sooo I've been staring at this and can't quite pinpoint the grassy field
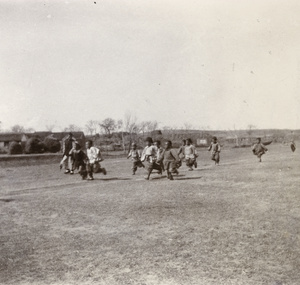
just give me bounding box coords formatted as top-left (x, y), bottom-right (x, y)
top-left (0, 144), bottom-right (299, 285)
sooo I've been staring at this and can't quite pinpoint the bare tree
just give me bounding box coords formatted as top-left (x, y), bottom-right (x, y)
top-left (85, 120), bottom-right (98, 135)
top-left (63, 124), bottom-right (82, 132)
top-left (25, 128), bottom-right (35, 133)
top-left (183, 122), bottom-right (192, 132)
top-left (246, 124), bottom-right (256, 137)
top-left (46, 124), bottom-right (56, 132)
top-left (99, 118), bottom-right (116, 136)
top-left (11, 124), bottom-right (25, 133)
top-left (123, 112), bottom-right (139, 134)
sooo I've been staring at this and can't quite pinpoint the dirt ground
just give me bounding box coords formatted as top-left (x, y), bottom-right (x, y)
top-left (0, 144), bottom-right (299, 285)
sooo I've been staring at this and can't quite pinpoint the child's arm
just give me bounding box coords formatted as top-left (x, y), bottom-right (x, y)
top-left (217, 143), bottom-right (221, 152)
top-left (127, 150), bottom-right (132, 159)
top-left (208, 144), bottom-right (212, 151)
top-left (171, 149), bottom-right (180, 162)
top-left (193, 146), bottom-right (198, 157)
top-left (157, 150), bottom-right (165, 163)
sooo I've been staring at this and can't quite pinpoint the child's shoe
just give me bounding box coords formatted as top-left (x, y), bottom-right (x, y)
top-left (194, 161), bottom-right (197, 168)
top-left (102, 168), bottom-right (107, 175)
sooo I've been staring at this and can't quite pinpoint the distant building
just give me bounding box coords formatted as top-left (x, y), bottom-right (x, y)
top-left (0, 133), bottom-right (27, 148)
top-left (0, 131), bottom-right (85, 151)
top-left (197, 139), bottom-right (208, 146)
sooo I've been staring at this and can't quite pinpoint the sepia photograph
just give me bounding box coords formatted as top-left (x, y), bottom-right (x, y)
top-left (1, 0), bottom-right (300, 284)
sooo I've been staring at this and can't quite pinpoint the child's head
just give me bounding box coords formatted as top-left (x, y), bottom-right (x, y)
top-left (256, 137), bottom-right (261, 143)
top-left (86, 140), bottom-right (93, 149)
top-left (182, 139), bottom-right (186, 145)
top-left (165, 140), bottom-right (172, 149)
top-left (145, 137), bottom-right (153, 146)
top-left (186, 138), bottom-right (192, 145)
top-left (131, 142), bottom-right (137, 149)
top-left (212, 136), bottom-right (217, 143)
top-left (154, 140), bottom-right (161, 148)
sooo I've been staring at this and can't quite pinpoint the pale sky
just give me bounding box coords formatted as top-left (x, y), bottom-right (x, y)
top-left (1, 0), bottom-right (300, 132)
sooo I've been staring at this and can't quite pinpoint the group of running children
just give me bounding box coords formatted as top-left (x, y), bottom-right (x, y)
top-left (60, 133), bottom-right (270, 181)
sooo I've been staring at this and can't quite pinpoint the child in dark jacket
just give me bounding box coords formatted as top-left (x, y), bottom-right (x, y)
top-left (158, 140), bottom-right (180, 180)
top-left (252, 138), bottom-right (268, 162)
top-left (208, 136), bottom-right (221, 165)
top-left (69, 142), bottom-right (88, 179)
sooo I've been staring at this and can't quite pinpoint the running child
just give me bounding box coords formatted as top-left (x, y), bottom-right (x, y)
top-left (184, 138), bottom-right (198, 171)
top-left (208, 136), bottom-right (221, 165)
top-left (127, 142), bottom-right (144, 175)
top-left (153, 140), bottom-right (165, 173)
top-left (141, 137), bottom-right (162, 180)
top-left (157, 140), bottom-right (180, 180)
top-left (85, 140), bottom-right (107, 180)
top-left (252, 137), bottom-right (268, 162)
top-left (69, 142), bottom-right (88, 179)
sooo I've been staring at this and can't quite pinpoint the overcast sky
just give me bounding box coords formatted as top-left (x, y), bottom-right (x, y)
top-left (1, 0), bottom-right (300, 132)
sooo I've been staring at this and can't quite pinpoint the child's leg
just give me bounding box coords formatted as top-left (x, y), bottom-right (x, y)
top-left (132, 161), bottom-right (138, 174)
top-left (186, 158), bottom-right (193, 170)
top-left (170, 161), bottom-right (178, 175)
top-left (257, 151), bottom-right (264, 162)
top-left (167, 166), bottom-right (173, 180)
top-left (87, 163), bottom-right (94, 179)
top-left (215, 152), bottom-right (220, 164)
top-left (79, 163), bottom-right (87, 180)
top-left (145, 163), bottom-right (154, 180)
top-left (211, 153), bottom-right (216, 161)
top-left (63, 155), bottom-right (70, 173)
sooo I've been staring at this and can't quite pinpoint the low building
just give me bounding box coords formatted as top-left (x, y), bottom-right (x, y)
top-left (0, 133), bottom-right (27, 148)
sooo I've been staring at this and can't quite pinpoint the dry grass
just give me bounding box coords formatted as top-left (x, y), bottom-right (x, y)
top-left (0, 144), bottom-right (299, 285)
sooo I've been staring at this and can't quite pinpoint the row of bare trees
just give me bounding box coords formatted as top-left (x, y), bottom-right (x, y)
top-left (84, 113), bottom-right (159, 137)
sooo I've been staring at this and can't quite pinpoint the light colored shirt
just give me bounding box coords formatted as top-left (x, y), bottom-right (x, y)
top-left (141, 145), bottom-right (157, 162)
top-left (184, 145), bottom-right (197, 159)
top-left (86, 146), bottom-right (102, 164)
top-left (128, 149), bottom-right (141, 161)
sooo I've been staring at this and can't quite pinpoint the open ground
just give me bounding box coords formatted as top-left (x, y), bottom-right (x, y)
top-left (0, 144), bottom-right (299, 285)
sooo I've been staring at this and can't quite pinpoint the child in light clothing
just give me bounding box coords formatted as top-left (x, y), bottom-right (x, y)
top-left (141, 137), bottom-right (162, 180)
top-left (154, 140), bottom-right (165, 173)
top-left (127, 142), bottom-right (144, 175)
top-left (208, 136), bottom-right (221, 165)
top-left (252, 138), bottom-right (268, 162)
top-left (85, 140), bottom-right (107, 180)
top-left (158, 140), bottom-right (180, 180)
top-left (184, 138), bottom-right (198, 171)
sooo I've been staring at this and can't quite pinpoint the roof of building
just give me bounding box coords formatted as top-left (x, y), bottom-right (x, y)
top-left (0, 133), bottom-right (23, 142)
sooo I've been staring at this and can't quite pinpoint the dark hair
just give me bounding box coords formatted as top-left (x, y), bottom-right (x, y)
top-left (145, 137), bottom-right (153, 143)
top-left (182, 139), bottom-right (186, 143)
top-left (187, 138), bottom-right (192, 144)
top-left (257, 137), bottom-right (261, 142)
top-left (154, 140), bottom-right (161, 145)
top-left (166, 140), bottom-right (172, 146)
top-left (212, 136), bottom-right (217, 140)
top-left (86, 140), bottom-right (93, 145)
